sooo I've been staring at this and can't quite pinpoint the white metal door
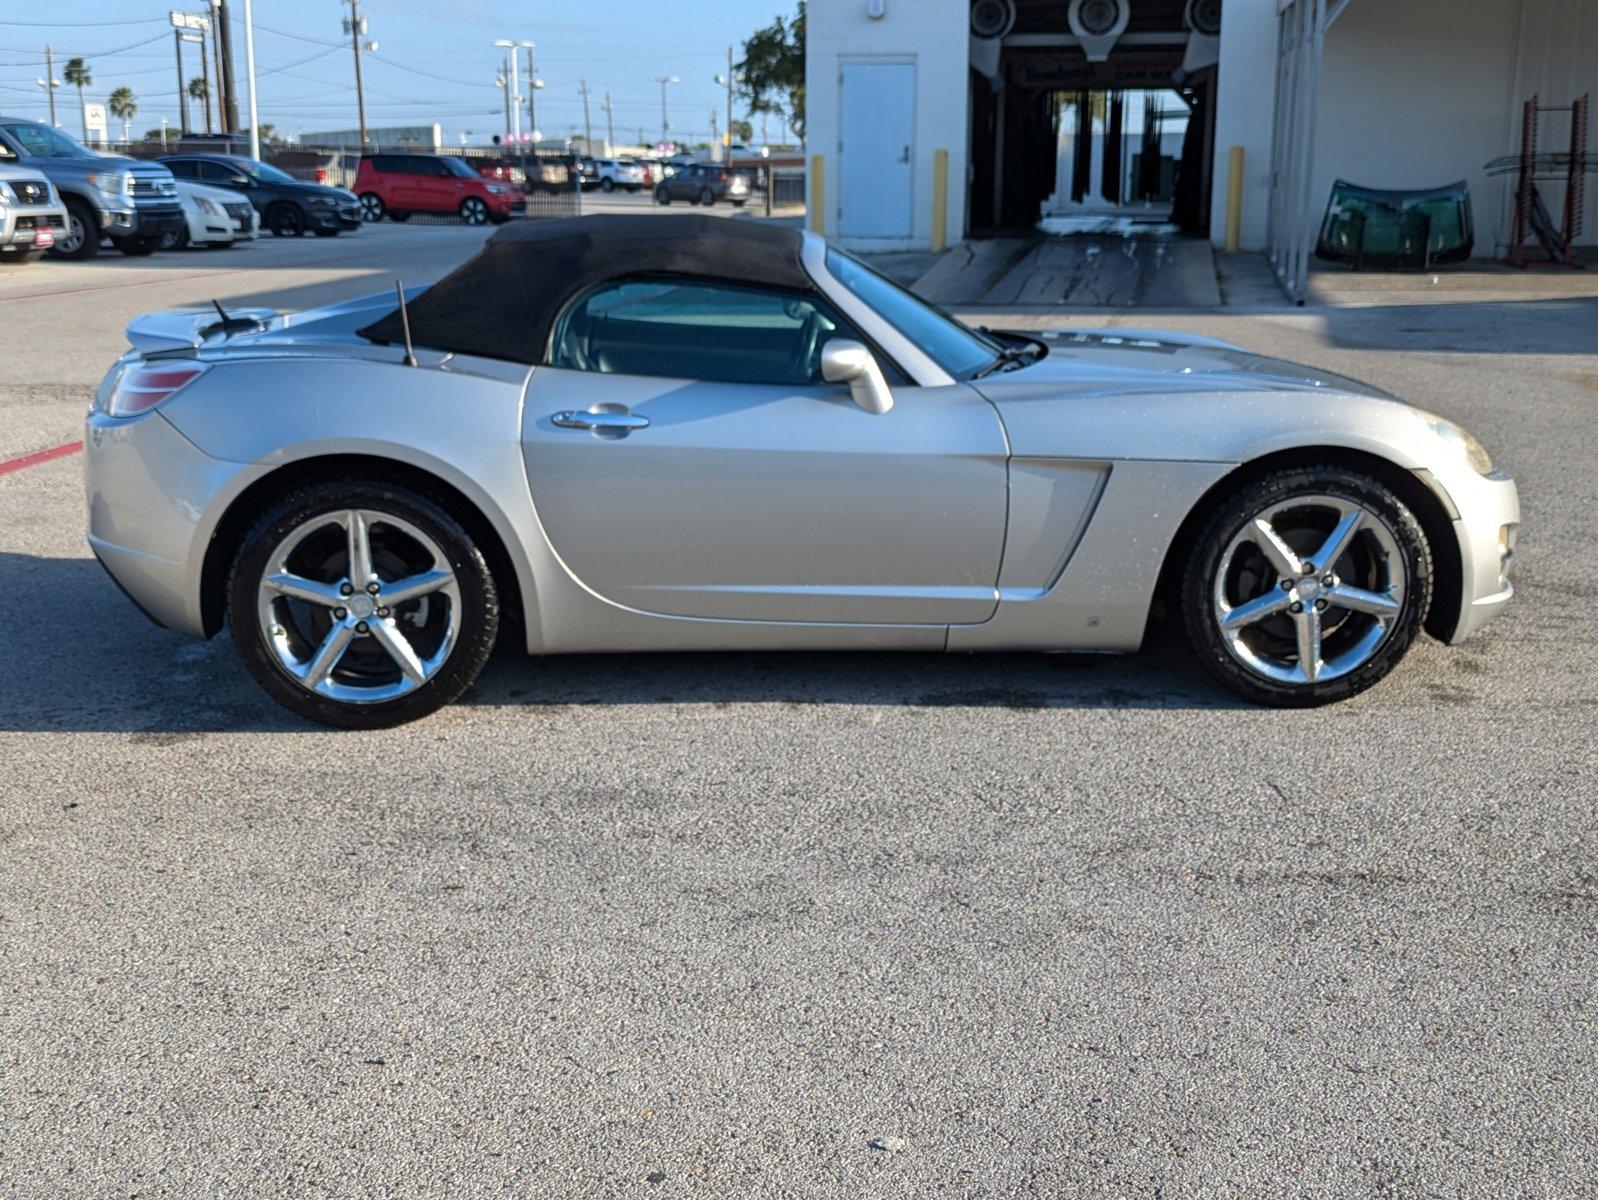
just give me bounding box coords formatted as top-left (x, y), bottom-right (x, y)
top-left (838, 60), bottom-right (915, 238)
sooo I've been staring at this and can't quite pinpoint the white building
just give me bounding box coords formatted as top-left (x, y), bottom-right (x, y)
top-left (805, 0), bottom-right (1596, 297)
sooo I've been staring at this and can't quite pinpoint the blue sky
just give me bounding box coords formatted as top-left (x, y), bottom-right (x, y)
top-left (0, 1), bottom-right (795, 146)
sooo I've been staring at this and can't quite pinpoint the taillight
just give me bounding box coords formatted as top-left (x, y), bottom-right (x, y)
top-left (717, 170), bottom-right (728, 182)
top-left (106, 361), bottom-right (208, 417)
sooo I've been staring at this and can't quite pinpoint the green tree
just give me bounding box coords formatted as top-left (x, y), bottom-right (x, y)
top-left (63, 57), bottom-right (93, 141)
top-left (108, 86), bottom-right (137, 142)
top-left (187, 76), bottom-right (208, 104)
top-left (731, 118), bottom-right (754, 144)
top-left (737, 2), bottom-right (804, 141)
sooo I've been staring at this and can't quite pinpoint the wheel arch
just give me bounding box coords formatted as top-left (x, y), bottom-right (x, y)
top-left (199, 453), bottom-right (528, 640)
top-left (1152, 446), bottom-right (1463, 643)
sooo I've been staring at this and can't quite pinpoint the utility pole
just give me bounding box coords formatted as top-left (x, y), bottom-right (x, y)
top-left (725, 46), bottom-right (735, 159)
top-left (172, 32), bottom-right (189, 135)
top-left (213, 0), bottom-right (238, 132)
top-left (602, 91), bottom-right (615, 155)
top-left (198, 34), bottom-right (213, 135)
top-left (652, 75), bottom-right (678, 148)
top-left (208, 0), bottom-right (229, 132)
top-left (39, 45), bottom-right (59, 127)
top-left (577, 78), bottom-right (593, 153)
top-left (494, 40), bottom-right (522, 145)
top-left (496, 70), bottom-right (510, 144)
top-left (709, 109), bottom-right (718, 158)
top-left (343, 0), bottom-right (371, 145)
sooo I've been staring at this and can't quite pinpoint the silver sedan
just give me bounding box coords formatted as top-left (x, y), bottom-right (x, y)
top-left (84, 216), bottom-right (1518, 727)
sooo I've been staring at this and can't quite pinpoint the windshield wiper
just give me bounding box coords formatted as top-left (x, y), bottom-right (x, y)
top-left (973, 344), bottom-right (1034, 379)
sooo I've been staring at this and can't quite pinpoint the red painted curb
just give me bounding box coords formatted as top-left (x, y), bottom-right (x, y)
top-left (0, 439), bottom-right (84, 477)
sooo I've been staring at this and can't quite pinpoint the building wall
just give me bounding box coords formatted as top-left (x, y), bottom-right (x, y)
top-left (804, 0), bottom-right (969, 249)
top-left (1208, 0), bottom-right (1280, 251)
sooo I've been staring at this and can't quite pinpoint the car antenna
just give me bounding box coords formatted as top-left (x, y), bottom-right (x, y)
top-left (204, 298), bottom-right (264, 337)
top-left (394, 279), bottom-right (418, 367)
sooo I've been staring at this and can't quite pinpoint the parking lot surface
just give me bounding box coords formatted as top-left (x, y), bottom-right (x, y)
top-left (1, 207), bottom-right (1595, 1196)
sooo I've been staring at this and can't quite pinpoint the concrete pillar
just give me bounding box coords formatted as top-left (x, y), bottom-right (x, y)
top-left (1209, 0), bottom-right (1281, 251)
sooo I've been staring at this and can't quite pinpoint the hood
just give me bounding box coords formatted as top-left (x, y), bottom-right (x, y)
top-left (975, 328), bottom-right (1394, 401)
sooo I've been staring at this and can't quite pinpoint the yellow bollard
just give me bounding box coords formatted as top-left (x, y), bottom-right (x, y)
top-left (809, 155), bottom-right (825, 236)
top-left (931, 149), bottom-right (949, 252)
top-left (1225, 146), bottom-right (1244, 253)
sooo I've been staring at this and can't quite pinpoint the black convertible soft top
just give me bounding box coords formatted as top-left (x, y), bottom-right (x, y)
top-left (357, 213), bottom-right (813, 365)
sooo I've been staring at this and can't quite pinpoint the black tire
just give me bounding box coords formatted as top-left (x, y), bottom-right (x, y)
top-left (655, 185), bottom-right (671, 205)
top-left (49, 197), bottom-right (100, 260)
top-left (388, 211), bottom-right (411, 223)
top-left (313, 227), bottom-right (340, 237)
top-left (267, 202), bottom-right (307, 237)
top-left (359, 192), bottom-right (385, 222)
top-left (111, 235), bottom-right (160, 256)
top-left (227, 480), bottom-right (500, 729)
top-left (731, 200), bottom-right (747, 208)
top-left (600, 177), bottom-right (615, 193)
top-left (160, 225), bottom-right (191, 251)
top-left (697, 188), bottom-right (714, 206)
top-left (0, 249), bottom-right (46, 265)
top-left (1179, 466), bottom-right (1432, 707)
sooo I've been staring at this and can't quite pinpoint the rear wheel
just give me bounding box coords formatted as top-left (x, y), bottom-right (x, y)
top-left (698, 188), bottom-right (715, 206)
top-left (359, 192), bottom-right (385, 222)
top-left (655, 185), bottom-right (671, 205)
top-left (227, 481), bottom-right (499, 729)
top-left (600, 177), bottom-right (615, 193)
top-left (1180, 466), bottom-right (1431, 706)
top-left (49, 198), bottom-right (100, 260)
top-left (459, 197), bottom-right (489, 225)
top-left (267, 202), bottom-right (306, 237)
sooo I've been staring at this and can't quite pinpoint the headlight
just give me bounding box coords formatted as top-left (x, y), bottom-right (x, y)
top-left (308, 195), bottom-right (337, 207)
top-left (1417, 409), bottom-right (1494, 476)
top-left (486, 184), bottom-right (509, 195)
top-left (86, 170), bottom-right (131, 198)
top-left (0, 181), bottom-right (10, 206)
top-left (198, 197), bottom-right (222, 216)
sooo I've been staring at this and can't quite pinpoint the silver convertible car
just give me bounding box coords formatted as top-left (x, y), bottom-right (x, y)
top-left (85, 215), bottom-right (1518, 727)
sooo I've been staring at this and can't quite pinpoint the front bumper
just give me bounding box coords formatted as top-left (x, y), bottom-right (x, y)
top-left (307, 202), bottom-right (362, 231)
top-left (85, 407), bottom-right (261, 637)
top-left (106, 203), bottom-right (186, 240)
top-left (1433, 465), bottom-right (1519, 644)
top-left (0, 204), bottom-right (67, 251)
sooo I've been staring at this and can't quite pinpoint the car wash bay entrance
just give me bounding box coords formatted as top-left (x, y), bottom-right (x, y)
top-left (968, 0), bottom-right (1220, 236)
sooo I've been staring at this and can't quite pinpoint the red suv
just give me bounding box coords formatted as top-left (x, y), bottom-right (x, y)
top-left (355, 153), bottom-right (520, 225)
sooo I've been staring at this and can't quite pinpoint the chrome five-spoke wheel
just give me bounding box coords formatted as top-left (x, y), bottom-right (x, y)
top-left (1181, 467), bottom-right (1431, 706)
top-left (229, 482), bottom-right (499, 727)
top-left (257, 509), bottom-right (461, 703)
top-left (1214, 494), bottom-right (1405, 685)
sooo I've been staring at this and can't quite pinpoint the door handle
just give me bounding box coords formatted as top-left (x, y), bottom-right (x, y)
top-left (551, 404), bottom-right (651, 438)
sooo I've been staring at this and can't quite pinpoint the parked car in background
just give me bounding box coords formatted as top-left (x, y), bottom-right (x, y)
top-left (590, 158), bottom-right (649, 192)
top-left (159, 153), bottom-right (361, 238)
top-left (162, 178), bottom-right (258, 250)
top-left (472, 157), bottom-right (527, 190)
top-left (655, 161), bottom-right (750, 207)
top-left (0, 115), bottom-right (183, 259)
top-left (269, 147), bottom-right (359, 191)
top-left (354, 153), bottom-right (520, 225)
top-left (575, 156), bottom-right (599, 189)
top-left (0, 163), bottom-right (68, 264)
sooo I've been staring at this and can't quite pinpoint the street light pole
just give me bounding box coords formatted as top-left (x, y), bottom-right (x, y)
top-left (242, 0), bottom-right (260, 158)
top-left (602, 91), bottom-right (614, 156)
top-left (493, 40), bottom-right (523, 144)
top-left (652, 74), bottom-right (678, 148)
top-left (522, 43), bottom-right (539, 144)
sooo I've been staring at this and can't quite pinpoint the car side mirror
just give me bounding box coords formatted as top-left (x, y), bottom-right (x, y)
top-left (821, 339), bottom-right (894, 414)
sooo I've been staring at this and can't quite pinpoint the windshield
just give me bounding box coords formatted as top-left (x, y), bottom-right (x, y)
top-left (440, 156), bottom-right (480, 179)
top-left (824, 248), bottom-right (1001, 380)
top-left (238, 159), bottom-right (296, 184)
top-left (0, 121), bottom-right (97, 159)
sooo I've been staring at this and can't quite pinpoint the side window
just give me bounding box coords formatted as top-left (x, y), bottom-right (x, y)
top-left (551, 278), bottom-right (863, 387)
top-left (197, 160), bottom-right (238, 183)
top-left (0, 135), bottom-right (17, 162)
top-left (165, 159), bottom-right (198, 178)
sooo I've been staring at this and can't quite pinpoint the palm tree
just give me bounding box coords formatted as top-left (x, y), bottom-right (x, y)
top-left (188, 76), bottom-right (212, 135)
top-left (108, 87), bottom-right (137, 144)
top-left (63, 57), bottom-right (92, 143)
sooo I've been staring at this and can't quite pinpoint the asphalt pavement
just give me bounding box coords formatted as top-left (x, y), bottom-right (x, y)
top-left (1, 201), bottom-right (1594, 1197)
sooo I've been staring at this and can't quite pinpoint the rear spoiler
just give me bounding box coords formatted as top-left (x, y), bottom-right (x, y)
top-left (125, 306), bottom-right (278, 354)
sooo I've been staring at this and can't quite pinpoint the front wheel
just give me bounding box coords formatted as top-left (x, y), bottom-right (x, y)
top-left (268, 203), bottom-right (307, 237)
top-left (1179, 466), bottom-right (1432, 707)
top-left (227, 481), bottom-right (500, 729)
top-left (49, 198), bottom-right (100, 260)
top-left (111, 235), bottom-right (160, 256)
top-left (459, 197), bottom-right (489, 225)
top-left (698, 189), bottom-right (715, 206)
top-left (160, 225), bottom-right (190, 250)
top-left (655, 185), bottom-right (671, 205)
top-left (312, 228), bottom-right (340, 237)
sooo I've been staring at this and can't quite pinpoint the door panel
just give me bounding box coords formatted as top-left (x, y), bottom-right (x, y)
top-left (521, 367), bottom-right (1008, 625)
top-left (839, 60), bottom-right (915, 238)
